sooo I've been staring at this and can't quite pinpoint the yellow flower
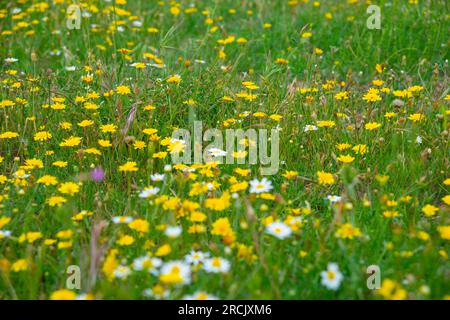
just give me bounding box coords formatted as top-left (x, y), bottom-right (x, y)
top-left (19, 231), bottom-right (42, 243)
top-left (421, 204), bottom-right (438, 217)
top-left (34, 131), bottom-right (52, 141)
top-left (155, 244), bottom-right (171, 256)
top-left (317, 120), bottom-right (335, 128)
top-left (60, 136), bottom-right (82, 147)
top-left (352, 144), bottom-right (367, 155)
top-left (133, 62), bottom-right (146, 69)
top-left (408, 113), bottom-right (425, 122)
top-left (37, 175), bottom-right (58, 186)
top-left (47, 196), bottom-right (67, 207)
top-left (375, 175), bottom-right (389, 184)
top-left (78, 119), bottom-right (94, 127)
top-left (437, 226), bottom-right (450, 240)
top-left (52, 161), bottom-right (68, 168)
top-left (377, 279), bottom-right (407, 300)
top-left (98, 139), bottom-right (112, 147)
top-left (170, 6), bottom-right (180, 15)
top-left (383, 210), bottom-right (399, 218)
top-left (102, 249), bottom-right (119, 281)
top-left (362, 92), bottom-right (382, 102)
top-left (211, 217), bottom-right (233, 237)
top-left (0, 216), bottom-right (11, 229)
top-left (275, 58), bottom-right (288, 65)
top-left (317, 171), bottom-right (335, 185)
top-left (204, 192), bottom-right (231, 211)
top-left (0, 131), bottom-right (19, 139)
top-left (56, 229), bottom-right (73, 239)
top-left (100, 124), bottom-right (117, 133)
top-left (442, 195), bottom-right (450, 205)
top-left (335, 223), bottom-right (362, 239)
top-left (166, 74), bottom-right (181, 84)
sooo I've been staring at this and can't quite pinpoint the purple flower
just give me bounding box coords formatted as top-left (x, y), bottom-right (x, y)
top-left (91, 167), bottom-right (105, 182)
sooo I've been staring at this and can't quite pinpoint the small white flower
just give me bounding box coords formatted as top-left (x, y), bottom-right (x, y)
top-left (165, 225), bottom-right (182, 238)
top-left (265, 221), bottom-right (292, 239)
top-left (112, 216), bottom-right (133, 224)
top-left (150, 173), bottom-right (165, 182)
top-left (132, 20), bottom-right (142, 27)
top-left (4, 57), bottom-right (18, 63)
top-left (65, 66), bottom-right (76, 71)
top-left (185, 250), bottom-right (210, 265)
top-left (320, 263), bottom-right (343, 290)
top-left (183, 291), bottom-right (218, 300)
top-left (114, 265), bottom-right (131, 279)
top-left (164, 164), bottom-right (172, 172)
top-left (0, 230), bottom-right (12, 238)
top-left (117, 26), bottom-right (125, 32)
top-left (203, 257), bottom-right (231, 273)
top-left (249, 178), bottom-right (273, 194)
top-left (133, 256), bottom-right (162, 274)
top-left (326, 195), bottom-right (342, 203)
top-left (208, 147), bottom-right (227, 157)
top-left (138, 186), bottom-right (160, 198)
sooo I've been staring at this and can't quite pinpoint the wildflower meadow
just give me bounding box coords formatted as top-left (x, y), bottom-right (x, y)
top-left (0, 0), bottom-right (449, 301)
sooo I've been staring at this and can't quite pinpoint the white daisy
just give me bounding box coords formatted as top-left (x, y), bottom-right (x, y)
top-left (184, 250), bottom-right (210, 265)
top-left (265, 221), bottom-right (292, 239)
top-left (203, 257), bottom-right (231, 273)
top-left (320, 263), bottom-right (343, 290)
top-left (4, 57), bottom-right (18, 63)
top-left (304, 124), bottom-right (318, 132)
top-left (249, 178), bottom-right (273, 194)
top-left (132, 256), bottom-right (162, 275)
